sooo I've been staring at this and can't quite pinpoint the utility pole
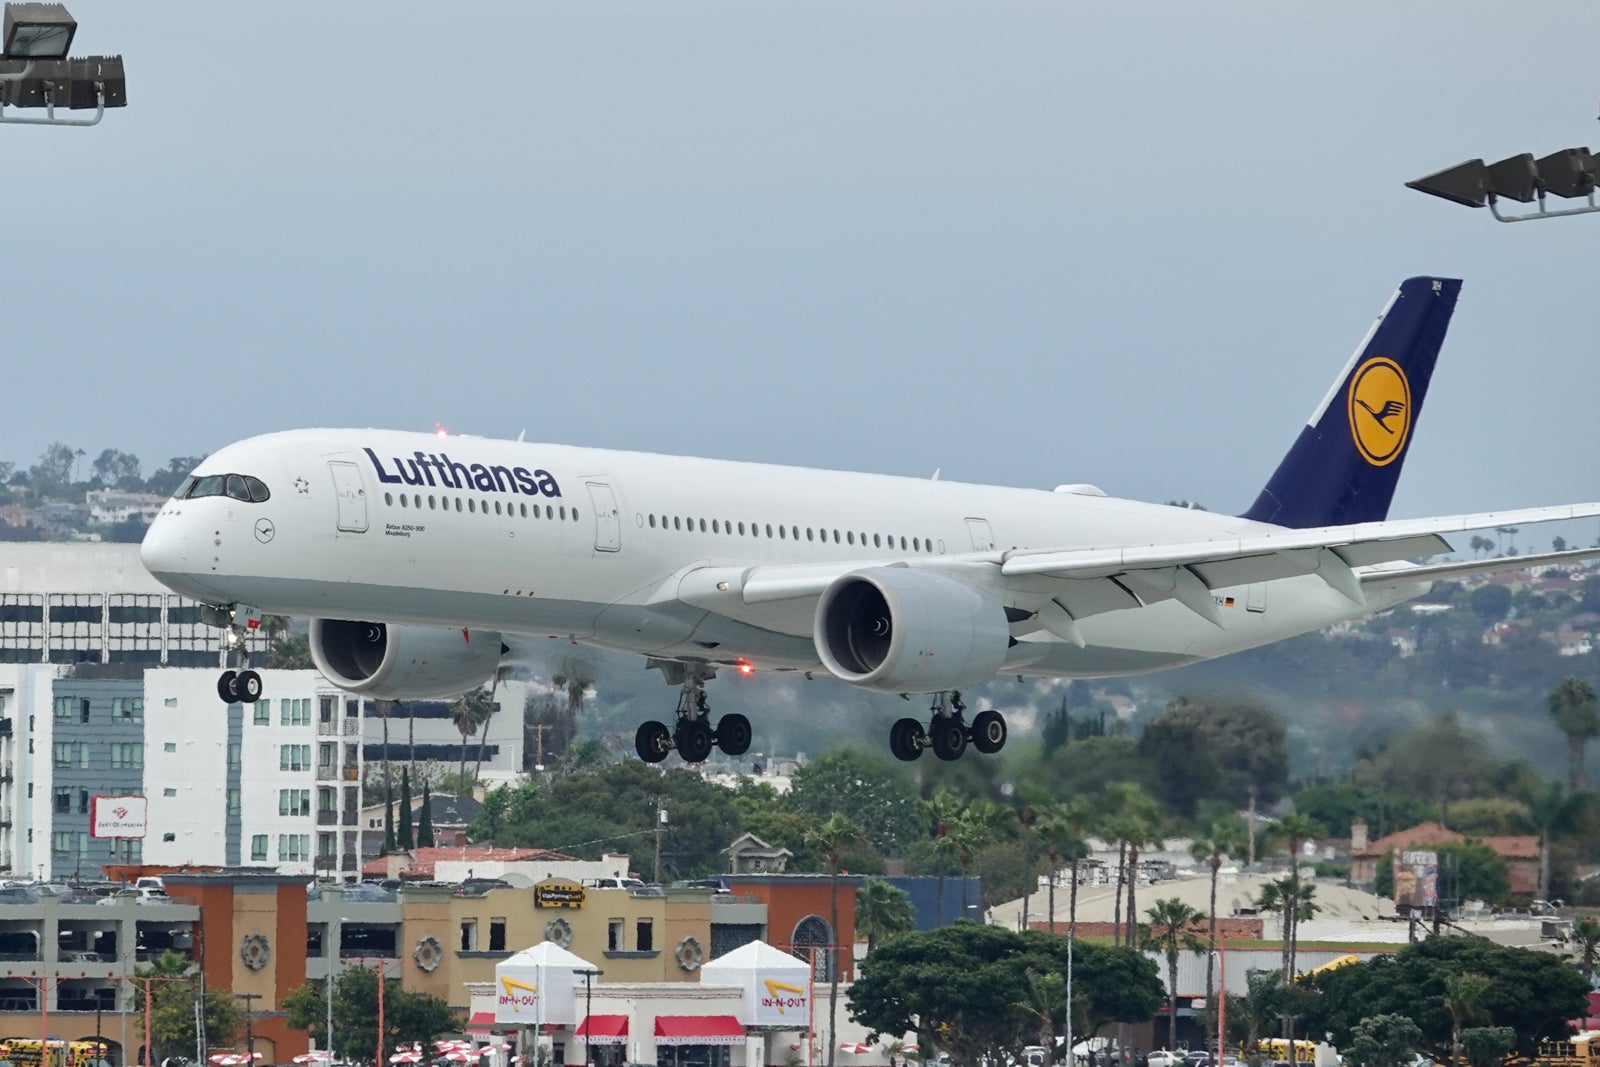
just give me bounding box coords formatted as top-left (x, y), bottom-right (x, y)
top-left (653, 801), bottom-right (667, 884)
top-left (528, 722), bottom-right (550, 771)
top-left (235, 993), bottom-right (261, 1062)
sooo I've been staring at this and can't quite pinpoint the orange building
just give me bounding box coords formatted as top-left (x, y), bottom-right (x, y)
top-left (722, 875), bottom-right (862, 981)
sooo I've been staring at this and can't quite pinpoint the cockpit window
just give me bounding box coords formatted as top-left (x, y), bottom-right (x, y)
top-left (183, 474), bottom-right (271, 503)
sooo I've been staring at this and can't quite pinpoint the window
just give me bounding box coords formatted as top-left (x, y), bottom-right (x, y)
top-left (460, 920), bottom-right (478, 952)
top-left (489, 919), bottom-right (507, 952)
top-left (164, 742), bottom-right (177, 753)
top-left (164, 697), bottom-right (177, 707)
top-left (227, 789), bottom-right (241, 815)
top-left (112, 697), bottom-right (143, 723)
top-left (53, 696), bottom-right (71, 721)
top-left (110, 743), bottom-right (144, 769)
top-left (250, 835), bottom-right (268, 861)
top-left (280, 699), bottom-right (310, 726)
top-left (53, 788), bottom-right (70, 814)
top-left (80, 698), bottom-right (91, 723)
top-left (279, 789), bottom-right (310, 816)
top-left (277, 834), bottom-right (310, 861)
top-left (253, 703), bottom-right (270, 726)
top-left (636, 919), bottom-right (654, 952)
top-left (52, 831), bottom-right (71, 856)
top-left (162, 832), bottom-right (175, 842)
top-left (78, 789), bottom-right (88, 814)
top-left (607, 919), bottom-right (624, 952)
top-left (163, 787), bottom-right (177, 797)
top-left (280, 744), bottom-right (311, 772)
top-left (227, 742), bottom-right (240, 769)
top-left (52, 742), bottom-right (73, 768)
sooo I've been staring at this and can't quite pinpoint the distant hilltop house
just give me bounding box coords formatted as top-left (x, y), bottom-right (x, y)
top-left (723, 832), bottom-right (793, 875)
top-left (1348, 820), bottom-right (1539, 897)
top-left (85, 489), bottom-right (164, 525)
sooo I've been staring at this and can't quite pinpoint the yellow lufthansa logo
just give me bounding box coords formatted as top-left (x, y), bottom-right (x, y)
top-left (1347, 357), bottom-right (1411, 466)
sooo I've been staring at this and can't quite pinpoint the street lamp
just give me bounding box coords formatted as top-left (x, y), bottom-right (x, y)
top-left (573, 968), bottom-right (603, 1067)
top-left (1407, 142), bottom-right (1600, 223)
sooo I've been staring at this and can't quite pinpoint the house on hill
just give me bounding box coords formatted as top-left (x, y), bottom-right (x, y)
top-left (1349, 820), bottom-right (1539, 897)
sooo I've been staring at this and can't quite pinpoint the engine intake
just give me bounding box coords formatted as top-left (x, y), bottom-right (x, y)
top-left (310, 618), bottom-right (503, 700)
top-left (814, 566), bottom-right (1010, 693)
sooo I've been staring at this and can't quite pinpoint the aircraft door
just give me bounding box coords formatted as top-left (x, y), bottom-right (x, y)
top-left (329, 461), bottom-right (368, 533)
top-left (587, 481), bottom-right (621, 553)
top-left (1246, 583), bottom-right (1267, 613)
top-left (965, 517), bottom-right (995, 552)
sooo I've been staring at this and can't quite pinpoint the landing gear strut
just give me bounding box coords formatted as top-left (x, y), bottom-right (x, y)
top-left (212, 604), bottom-right (264, 705)
top-left (889, 691), bottom-right (1007, 762)
top-left (634, 667), bottom-right (752, 764)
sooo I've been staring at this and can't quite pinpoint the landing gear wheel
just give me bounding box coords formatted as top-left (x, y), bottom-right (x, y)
top-left (970, 709), bottom-right (1007, 754)
top-left (217, 671), bottom-right (239, 704)
top-left (929, 717), bottom-right (968, 761)
top-left (889, 717), bottom-right (926, 762)
top-left (236, 670), bottom-right (263, 704)
top-left (675, 719), bottom-right (714, 763)
top-left (636, 721), bottom-right (672, 764)
top-left (715, 713), bottom-right (752, 757)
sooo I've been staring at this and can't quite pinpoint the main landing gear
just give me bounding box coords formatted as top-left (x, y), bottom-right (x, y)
top-left (888, 691), bottom-right (1008, 762)
top-left (634, 670), bottom-right (752, 764)
top-left (211, 604), bottom-right (264, 705)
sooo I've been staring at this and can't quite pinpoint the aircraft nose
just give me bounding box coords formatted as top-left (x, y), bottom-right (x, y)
top-left (139, 516), bottom-right (188, 582)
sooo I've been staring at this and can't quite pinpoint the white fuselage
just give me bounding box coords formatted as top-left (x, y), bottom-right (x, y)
top-left (139, 429), bottom-right (1426, 682)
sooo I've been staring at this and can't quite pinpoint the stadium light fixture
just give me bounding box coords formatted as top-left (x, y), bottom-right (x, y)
top-left (0, 2), bottom-right (124, 126)
top-left (1407, 142), bottom-right (1600, 223)
top-left (2, 3), bottom-right (74, 60)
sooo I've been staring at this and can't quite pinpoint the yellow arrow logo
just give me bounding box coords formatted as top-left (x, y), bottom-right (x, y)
top-left (764, 979), bottom-right (806, 1013)
top-left (500, 976), bottom-right (538, 1010)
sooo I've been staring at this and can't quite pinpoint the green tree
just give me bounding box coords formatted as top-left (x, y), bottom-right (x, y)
top-left (1345, 1013), bottom-right (1423, 1067)
top-left (806, 813), bottom-right (866, 1067)
top-left (1036, 798), bottom-right (1093, 935)
top-left (1102, 782), bottom-right (1163, 946)
top-left (788, 750), bottom-right (923, 856)
top-left (1468, 584), bottom-right (1511, 625)
top-left (397, 767), bottom-right (414, 850)
top-left (282, 966), bottom-right (456, 1061)
top-left (1519, 781), bottom-right (1590, 901)
top-left (1141, 898), bottom-right (1206, 1051)
top-left (847, 924), bottom-right (1162, 1067)
top-left (855, 878), bottom-right (915, 954)
top-left (1459, 1028), bottom-right (1515, 1067)
top-left (1192, 815), bottom-right (1246, 1044)
top-left (1139, 696), bottom-right (1290, 807)
top-left (417, 779), bottom-right (436, 847)
top-left (91, 448), bottom-right (142, 489)
top-left (1433, 841), bottom-right (1510, 907)
top-left (919, 791), bottom-right (965, 922)
top-left (1443, 971), bottom-right (1490, 1067)
top-left (29, 441), bottom-right (76, 498)
top-left (1567, 916), bottom-right (1600, 981)
top-left (138, 950), bottom-right (240, 1063)
top-left (1549, 677), bottom-right (1600, 791)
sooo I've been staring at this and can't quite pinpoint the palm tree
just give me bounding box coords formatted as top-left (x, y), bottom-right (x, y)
top-left (1443, 971), bottom-right (1490, 1067)
top-left (1271, 813), bottom-right (1319, 980)
top-left (953, 799), bottom-right (1009, 915)
top-left (374, 698), bottom-right (398, 814)
top-left (1521, 781), bottom-right (1591, 901)
top-left (1549, 677), bottom-right (1600, 790)
top-left (921, 792), bottom-right (964, 922)
top-left (1192, 815), bottom-right (1247, 1045)
top-left (1015, 969), bottom-right (1069, 1065)
top-left (1037, 799), bottom-right (1092, 934)
top-left (449, 687), bottom-right (497, 791)
top-left (855, 878), bottom-right (915, 953)
top-left (1257, 875), bottom-right (1319, 982)
top-left (805, 813), bottom-right (865, 1067)
top-left (1568, 916), bottom-right (1600, 982)
top-left (1103, 783), bottom-right (1164, 946)
top-left (550, 652), bottom-right (597, 747)
top-left (1142, 898), bottom-right (1207, 1053)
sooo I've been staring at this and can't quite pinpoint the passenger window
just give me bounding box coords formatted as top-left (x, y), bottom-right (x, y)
top-left (572, 508), bottom-right (579, 521)
top-left (847, 531), bottom-right (854, 545)
top-left (765, 524), bottom-right (773, 538)
top-left (468, 499), bottom-right (476, 513)
top-left (560, 506), bottom-right (567, 520)
top-left (384, 493), bottom-right (393, 506)
top-left (913, 537), bottom-right (920, 552)
top-left (712, 520), bottom-right (720, 534)
top-left (244, 476), bottom-right (271, 502)
top-left (398, 495), bottom-right (407, 509)
top-left (673, 517), bottom-right (681, 531)
top-left (546, 505), bottom-right (554, 519)
top-left (737, 522), bottom-right (745, 535)
top-left (649, 515), bottom-right (656, 528)
top-left (494, 501), bottom-right (502, 515)
top-left (455, 498), bottom-right (463, 512)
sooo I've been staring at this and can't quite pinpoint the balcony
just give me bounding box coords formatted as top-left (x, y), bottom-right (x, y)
top-left (314, 855), bottom-right (336, 872)
top-left (317, 720), bottom-right (340, 737)
top-left (344, 718), bottom-right (361, 736)
top-left (0, 763), bottom-right (12, 783)
top-left (0, 718), bottom-right (11, 736)
top-left (340, 854), bottom-right (358, 872)
top-left (317, 810), bottom-right (337, 826)
top-left (342, 765), bottom-right (359, 781)
top-left (341, 810), bottom-right (357, 826)
top-left (315, 765), bottom-right (337, 782)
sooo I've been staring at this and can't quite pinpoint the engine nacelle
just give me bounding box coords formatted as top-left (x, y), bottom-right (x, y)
top-left (814, 566), bottom-right (1010, 693)
top-left (309, 619), bottom-right (502, 700)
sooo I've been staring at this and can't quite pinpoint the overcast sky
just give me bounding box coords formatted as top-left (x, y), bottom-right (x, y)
top-left (8, 1), bottom-right (1600, 523)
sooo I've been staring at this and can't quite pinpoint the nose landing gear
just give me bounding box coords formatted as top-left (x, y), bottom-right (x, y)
top-left (634, 667), bottom-right (752, 764)
top-left (888, 691), bottom-right (1007, 762)
top-left (209, 604), bottom-right (265, 705)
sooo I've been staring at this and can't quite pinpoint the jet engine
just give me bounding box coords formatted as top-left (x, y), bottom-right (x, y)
top-left (309, 619), bottom-right (503, 700)
top-left (814, 566), bottom-right (1010, 693)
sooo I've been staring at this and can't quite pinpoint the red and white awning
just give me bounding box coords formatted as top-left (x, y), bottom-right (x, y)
top-left (654, 1016), bottom-right (746, 1046)
top-left (576, 1015), bottom-right (630, 1045)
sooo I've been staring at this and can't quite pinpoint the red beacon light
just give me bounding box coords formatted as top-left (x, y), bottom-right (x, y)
top-left (737, 661), bottom-right (753, 675)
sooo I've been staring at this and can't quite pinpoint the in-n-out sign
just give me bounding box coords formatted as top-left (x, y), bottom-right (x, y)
top-left (498, 976), bottom-right (538, 1013)
top-left (761, 979), bottom-right (807, 1015)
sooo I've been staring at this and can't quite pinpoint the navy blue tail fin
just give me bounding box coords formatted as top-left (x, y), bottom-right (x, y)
top-left (1241, 276), bottom-right (1462, 528)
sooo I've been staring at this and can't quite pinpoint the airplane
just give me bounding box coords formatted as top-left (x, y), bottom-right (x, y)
top-left (139, 276), bottom-right (1600, 765)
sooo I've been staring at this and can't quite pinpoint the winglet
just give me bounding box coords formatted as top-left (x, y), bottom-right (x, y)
top-left (1242, 277), bottom-right (1461, 529)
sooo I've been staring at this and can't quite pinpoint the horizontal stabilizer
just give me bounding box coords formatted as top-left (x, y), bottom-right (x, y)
top-left (1360, 546), bottom-right (1600, 589)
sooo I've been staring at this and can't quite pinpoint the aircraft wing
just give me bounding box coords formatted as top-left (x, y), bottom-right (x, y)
top-left (1360, 546), bottom-right (1600, 589)
top-left (677, 500), bottom-right (1600, 637)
